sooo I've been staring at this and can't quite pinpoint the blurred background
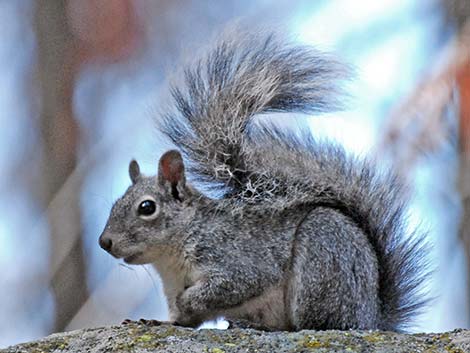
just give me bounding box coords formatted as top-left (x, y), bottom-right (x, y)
top-left (0, 0), bottom-right (469, 347)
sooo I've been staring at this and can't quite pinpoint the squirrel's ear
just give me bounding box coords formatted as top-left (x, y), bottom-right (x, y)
top-left (158, 150), bottom-right (186, 200)
top-left (129, 160), bottom-right (141, 184)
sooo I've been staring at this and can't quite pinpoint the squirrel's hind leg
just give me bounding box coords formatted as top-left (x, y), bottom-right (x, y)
top-left (289, 207), bottom-right (380, 330)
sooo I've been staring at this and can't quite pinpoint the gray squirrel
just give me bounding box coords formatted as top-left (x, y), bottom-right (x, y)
top-left (99, 31), bottom-right (429, 332)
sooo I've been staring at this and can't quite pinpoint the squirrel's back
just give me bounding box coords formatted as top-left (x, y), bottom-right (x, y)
top-left (159, 30), bottom-right (430, 331)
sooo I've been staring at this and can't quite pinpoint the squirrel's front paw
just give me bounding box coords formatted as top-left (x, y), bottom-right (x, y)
top-left (138, 318), bottom-right (165, 326)
top-left (174, 293), bottom-right (205, 327)
top-left (122, 318), bottom-right (168, 326)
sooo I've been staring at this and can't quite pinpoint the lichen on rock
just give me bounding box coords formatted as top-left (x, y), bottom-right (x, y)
top-left (1, 323), bottom-right (469, 353)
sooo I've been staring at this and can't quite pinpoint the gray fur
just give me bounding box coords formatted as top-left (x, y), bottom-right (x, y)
top-left (99, 31), bottom-right (429, 332)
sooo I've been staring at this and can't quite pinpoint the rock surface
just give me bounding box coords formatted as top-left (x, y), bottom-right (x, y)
top-left (1, 322), bottom-right (469, 353)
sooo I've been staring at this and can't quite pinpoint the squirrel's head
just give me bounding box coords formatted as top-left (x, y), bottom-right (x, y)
top-left (98, 150), bottom-right (199, 264)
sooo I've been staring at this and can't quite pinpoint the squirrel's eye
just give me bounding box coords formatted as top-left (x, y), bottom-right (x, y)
top-left (137, 200), bottom-right (157, 216)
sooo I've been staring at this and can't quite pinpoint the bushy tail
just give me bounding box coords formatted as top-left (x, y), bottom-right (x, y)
top-left (160, 30), bottom-right (348, 192)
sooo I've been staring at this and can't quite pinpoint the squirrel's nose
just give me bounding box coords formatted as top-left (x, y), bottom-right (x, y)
top-left (99, 235), bottom-right (113, 252)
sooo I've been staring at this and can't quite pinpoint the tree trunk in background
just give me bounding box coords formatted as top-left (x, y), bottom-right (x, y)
top-left (447, 0), bottom-right (470, 325)
top-left (34, 0), bottom-right (89, 332)
top-left (457, 61), bottom-right (470, 325)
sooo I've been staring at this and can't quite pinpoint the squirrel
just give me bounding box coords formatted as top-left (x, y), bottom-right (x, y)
top-left (99, 31), bottom-right (429, 332)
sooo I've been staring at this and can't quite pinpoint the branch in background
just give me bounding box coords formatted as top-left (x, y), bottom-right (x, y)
top-left (377, 22), bottom-right (470, 177)
top-left (66, 0), bottom-right (142, 64)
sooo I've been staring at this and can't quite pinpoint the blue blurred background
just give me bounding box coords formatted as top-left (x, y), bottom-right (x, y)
top-left (1, 0), bottom-right (469, 347)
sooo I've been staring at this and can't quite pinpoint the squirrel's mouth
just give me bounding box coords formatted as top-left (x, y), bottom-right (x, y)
top-left (123, 252), bottom-right (143, 264)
